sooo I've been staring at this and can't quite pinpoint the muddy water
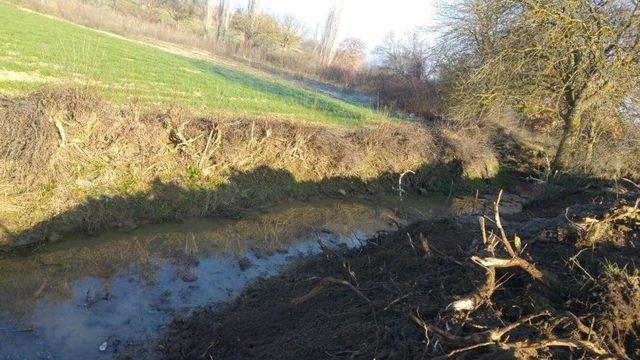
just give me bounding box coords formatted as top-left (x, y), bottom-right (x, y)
top-left (0, 196), bottom-right (444, 359)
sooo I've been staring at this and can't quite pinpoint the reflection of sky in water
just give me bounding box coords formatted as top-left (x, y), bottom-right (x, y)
top-left (0, 231), bottom-right (367, 360)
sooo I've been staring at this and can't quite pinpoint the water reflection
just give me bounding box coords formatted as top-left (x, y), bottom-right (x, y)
top-left (0, 197), bottom-right (440, 359)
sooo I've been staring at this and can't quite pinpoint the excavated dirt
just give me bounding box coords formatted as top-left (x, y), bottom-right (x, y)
top-left (122, 183), bottom-right (640, 359)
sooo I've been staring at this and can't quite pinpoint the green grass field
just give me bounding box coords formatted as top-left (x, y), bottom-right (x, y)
top-left (0, 2), bottom-right (384, 125)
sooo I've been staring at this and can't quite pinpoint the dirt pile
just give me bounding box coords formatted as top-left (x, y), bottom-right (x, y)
top-left (0, 89), bottom-right (498, 246)
top-left (124, 185), bottom-right (640, 359)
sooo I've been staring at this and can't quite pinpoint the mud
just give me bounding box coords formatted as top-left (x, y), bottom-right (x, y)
top-left (123, 183), bottom-right (640, 359)
top-left (0, 196), bottom-right (443, 359)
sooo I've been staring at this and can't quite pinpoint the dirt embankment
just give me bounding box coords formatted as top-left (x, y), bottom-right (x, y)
top-left (123, 184), bottom-right (640, 359)
top-left (0, 89), bottom-right (498, 247)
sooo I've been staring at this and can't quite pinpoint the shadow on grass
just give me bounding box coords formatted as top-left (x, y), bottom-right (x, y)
top-left (218, 54), bottom-right (375, 108)
top-left (4, 159), bottom-right (626, 250)
top-left (187, 58), bottom-right (368, 122)
top-left (3, 161), bottom-right (483, 249)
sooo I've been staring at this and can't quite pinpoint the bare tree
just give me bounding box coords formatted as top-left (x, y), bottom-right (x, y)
top-left (333, 38), bottom-right (367, 70)
top-left (204, 0), bottom-right (215, 35)
top-left (247, 0), bottom-right (259, 15)
top-left (278, 14), bottom-right (303, 49)
top-left (375, 30), bottom-right (432, 81)
top-left (372, 30), bottom-right (440, 117)
top-left (319, 3), bottom-right (342, 65)
top-left (216, 0), bottom-right (232, 41)
top-left (440, 0), bottom-right (640, 172)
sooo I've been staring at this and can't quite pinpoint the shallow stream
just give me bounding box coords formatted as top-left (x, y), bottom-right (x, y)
top-left (0, 196), bottom-right (444, 359)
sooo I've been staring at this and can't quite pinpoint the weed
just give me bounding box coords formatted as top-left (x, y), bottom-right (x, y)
top-left (0, 89), bottom-right (473, 246)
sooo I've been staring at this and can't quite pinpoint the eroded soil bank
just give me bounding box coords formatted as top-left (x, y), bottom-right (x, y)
top-left (123, 182), bottom-right (640, 359)
top-left (0, 89), bottom-right (498, 248)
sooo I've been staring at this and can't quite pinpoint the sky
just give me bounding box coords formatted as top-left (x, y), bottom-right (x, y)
top-left (232, 0), bottom-right (438, 52)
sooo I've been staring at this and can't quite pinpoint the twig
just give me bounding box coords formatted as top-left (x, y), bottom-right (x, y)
top-left (291, 276), bottom-right (372, 305)
top-left (317, 238), bottom-right (358, 285)
top-left (502, 338), bottom-right (611, 357)
top-left (412, 311), bottom-right (618, 358)
top-left (479, 217), bottom-right (487, 245)
top-left (421, 235), bottom-right (466, 268)
top-left (568, 248), bottom-right (596, 282)
top-left (383, 292), bottom-right (413, 311)
top-left (621, 177), bottom-right (640, 190)
top-left (397, 170), bottom-right (415, 201)
top-left (198, 129), bottom-right (215, 169)
top-left (493, 190), bottom-right (517, 257)
top-left (410, 311), bottom-right (548, 347)
top-left (473, 189), bottom-right (480, 213)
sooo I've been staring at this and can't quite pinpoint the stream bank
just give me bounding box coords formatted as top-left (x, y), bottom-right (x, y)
top-left (121, 182), bottom-right (640, 359)
top-left (0, 89), bottom-right (499, 248)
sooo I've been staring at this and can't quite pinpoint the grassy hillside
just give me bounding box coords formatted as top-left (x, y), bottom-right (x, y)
top-left (0, 2), bottom-right (383, 125)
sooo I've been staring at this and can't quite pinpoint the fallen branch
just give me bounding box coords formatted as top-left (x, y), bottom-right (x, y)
top-left (410, 191), bottom-right (629, 359)
top-left (409, 311), bottom-right (548, 348)
top-left (448, 195), bottom-right (559, 312)
top-left (471, 255), bottom-right (559, 289)
top-left (291, 276), bottom-right (372, 306)
top-left (410, 311), bottom-right (618, 358)
top-left (501, 338), bottom-right (611, 357)
top-left (621, 178), bottom-right (640, 190)
top-left (397, 170), bottom-right (415, 201)
top-left (449, 264), bottom-right (495, 311)
top-left (317, 239), bottom-right (358, 285)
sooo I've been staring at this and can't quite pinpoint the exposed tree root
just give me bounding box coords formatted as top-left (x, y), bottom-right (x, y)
top-left (410, 312), bottom-right (549, 348)
top-left (413, 190), bottom-right (627, 359)
top-left (413, 303), bottom-right (618, 358)
top-left (450, 190), bottom-right (558, 312)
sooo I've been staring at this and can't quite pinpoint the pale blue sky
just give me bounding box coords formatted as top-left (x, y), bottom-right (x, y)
top-left (232, 1), bottom-right (438, 51)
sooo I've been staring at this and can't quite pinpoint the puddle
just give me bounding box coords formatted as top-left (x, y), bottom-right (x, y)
top-left (0, 196), bottom-right (444, 359)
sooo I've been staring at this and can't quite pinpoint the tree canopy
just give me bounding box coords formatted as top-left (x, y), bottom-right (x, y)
top-left (441, 0), bottom-right (640, 172)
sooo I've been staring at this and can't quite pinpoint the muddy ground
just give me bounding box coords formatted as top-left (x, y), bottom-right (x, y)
top-left (121, 180), bottom-right (640, 359)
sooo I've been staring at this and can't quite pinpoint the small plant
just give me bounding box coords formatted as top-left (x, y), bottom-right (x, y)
top-left (40, 179), bottom-right (58, 197)
top-left (601, 259), bottom-right (629, 277)
top-left (186, 164), bottom-right (202, 188)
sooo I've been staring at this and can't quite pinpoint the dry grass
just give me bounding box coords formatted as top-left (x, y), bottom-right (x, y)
top-left (1, 89), bottom-right (488, 246)
top-left (435, 125), bottom-right (500, 179)
top-left (14, 0), bottom-right (216, 54)
top-left (580, 123), bottom-right (640, 179)
top-left (590, 267), bottom-right (640, 355)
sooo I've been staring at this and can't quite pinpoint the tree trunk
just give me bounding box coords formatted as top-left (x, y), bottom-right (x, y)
top-left (319, 5), bottom-right (342, 65)
top-left (551, 110), bottom-right (581, 173)
top-left (204, 0), bottom-right (215, 36)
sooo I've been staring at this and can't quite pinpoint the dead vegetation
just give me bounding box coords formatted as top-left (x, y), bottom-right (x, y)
top-left (408, 192), bottom-right (627, 359)
top-left (0, 89), bottom-right (497, 246)
top-left (15, 0), bottom-right (218, 54)
top-left (573, 200), bottom-right (640, 248)
top-left (130, 186), bottom-right (640, 359)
